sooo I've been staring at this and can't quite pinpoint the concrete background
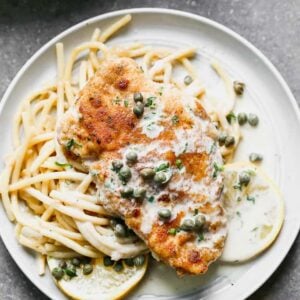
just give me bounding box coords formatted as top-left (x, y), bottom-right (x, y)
top-left (0, 0), bottom-right (299, 299)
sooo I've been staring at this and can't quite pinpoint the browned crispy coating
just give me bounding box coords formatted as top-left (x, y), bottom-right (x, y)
top-left (58, 57), bottom-right (226, 275)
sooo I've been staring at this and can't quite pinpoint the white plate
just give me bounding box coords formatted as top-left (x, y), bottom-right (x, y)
top-left (0, 8), bottom-right (299, 300)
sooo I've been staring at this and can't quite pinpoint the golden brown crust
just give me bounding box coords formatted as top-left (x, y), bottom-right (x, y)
top-left (58, 57), bottom-right (226, 276)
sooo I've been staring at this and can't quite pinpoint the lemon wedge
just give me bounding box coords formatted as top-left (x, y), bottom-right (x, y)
top-left (47, 255), bottom-right (148, 300)
top-left (220, 162), bottom-right (284, 263)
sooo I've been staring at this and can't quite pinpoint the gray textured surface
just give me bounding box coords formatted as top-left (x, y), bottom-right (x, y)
top-left (0, 0), bottom-right (299, 299)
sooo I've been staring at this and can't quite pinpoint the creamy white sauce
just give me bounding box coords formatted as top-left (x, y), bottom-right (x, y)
top-left (86, 77), bottom-right (226, 254)
top-left (138, 92), bottom-right (165, 139)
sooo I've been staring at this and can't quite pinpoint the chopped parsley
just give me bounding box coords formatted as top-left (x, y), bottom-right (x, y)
top-left (198, 232), bottom-right (205, 242)
top-left (226, 112), bottom-right (236, 124)
top-left (171, 115), bottom-right (179, 125)
top-left (246, 195), bottom-right (256, 204)
top-left (158, 86), bottom-right (164, 96)
top-left (146, 122), bottom-right (155, 130)
top-left (124, 100), bottom-right (129, 107)
top-left (183, 142), bottom-right (188, 153)
top-left (209, 142), bottom-right (217, 154)
top-left (236, 211), bottom-right (241, 217)
top-left (251, 227), bottom-right (258, 232)
top-left (212, 162), bottom-right (224, 178)
top-left (168, 228), bottom-right (181, 235)
top-left (145, 97), bottom-right (156, 109)
top-left (147, 196), bottom-right (154, 203)
top-left (66, 139), bottom-right (75, 150)
top-left (168, 228), bottom-right (177, 235)
top-left (155, 162), bottom-right (170, 172)
top-left (175, 159), bottom-right (183, 169)
top-left (55, 161), bottom-right (72, 168)
top-left (112, 97), bottom-right (121, 105)
top-left (233, 184), bottom-right (242, 191)
top-left (194, 209), bottom-right (199, 216)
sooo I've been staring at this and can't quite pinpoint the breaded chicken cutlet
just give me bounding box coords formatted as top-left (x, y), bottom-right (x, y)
top-left (58, 57), bottom-right (227, 275)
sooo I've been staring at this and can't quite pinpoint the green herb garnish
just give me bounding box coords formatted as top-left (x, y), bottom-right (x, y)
top-left (124, 100), bottom-right (129, 107)
top-left (55, 161), bottom-right (72, 168)
top-left (209, 142), bottom-right (216, 154)
top-left (112, 97), bottom-right (121, 105)
top-left (194, 209), bottom-right (199, 216)
top-left (246, 195), bottom-right (256, 204)
top-left (168, 228), bottom-right (177, 235)
top-left (233, 184), bottom-right (242, 191)
top-left (146, 122), bottom-right (155, 130)
top-left (175, 159), bottom-right (183, 169)
top-left (145, 97), bottom-right (156, 109)
top-left (171, 115), bottom-right (179, 125)
top-left (66, 139), bottom-right (75, 150)
top-left (183, 142), bottom-right (188, 153)
top-left (212, 162), bottom-right (224, 178)
top-left (198, 232), bottom-right (204, 242)
top-left (158, 86), bottom-right (164, 96)
top-left (155, 162), bottom-right (170, 172)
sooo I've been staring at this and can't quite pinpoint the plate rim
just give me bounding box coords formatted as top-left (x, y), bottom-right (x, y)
top-left (0, 7), bottom-right (299, 300)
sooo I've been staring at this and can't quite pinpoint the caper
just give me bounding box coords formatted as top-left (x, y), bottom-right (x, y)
top-left (248, 113), bottom-right (259, 126)
top-left (158, 208), bottom-right (171, 220)
top-left (65, 267), bottom-right (77, 278)
top-left (133, 92), bottom-right (143, 103)
top-left (126, 151), bottom-right (138, 163)
top-left (154, 172), bottom-right (167, 184)
top-left (113, 261), bottom-right (124, 272)
top-left (83, 264), bottom-right (93, 275)
top-left (114, 223), bottom-right (127, 237)
top-left (224, 136), bottom-right (235, 147)
top-left (181, 219), bottom-right (195, 231)
top-left (112, 160), bottom-right (123, 171)
top-left (71, 258), bottom-right (81, 267)
top-left (133, 102), bottom-right (144, 118)
top-left (249, 153), bottom-right (263, 163)
top-left (118, 166), bottom-right (132, 182)
top-left (133, 255), bottom-right (145, 267)
top-left (120, 187), bottom-right (133, 198)
top-left (239, 172), bottom-right (251, 186)
top-left (233, 81), bottom-right (245, 95)
top-left (58, 261), bottom-right (67, 269)
top-left (218, 132), bottom-right (227, 146)
top-left (140, 168), bottom-right (155, 179)
top-left (195, 215), bottom-right (206, 230)
top-left (52, 267), bottom-right (64, 280)
top-left (103, 255), bottom-right (114, 267)
top-left (133, 188), bottom-right (146, 201)
top-left (237, 113), bottom-right (247, 125)
top-left (184, 75), bottom-right (193, 85)
top-left (124, 258), bottom-right (134, 267)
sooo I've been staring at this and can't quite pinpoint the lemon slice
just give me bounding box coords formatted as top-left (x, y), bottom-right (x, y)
top-left (47, 255), bottom-right (148, 300)
top-left (220, 162), bottom-right (284, 263)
